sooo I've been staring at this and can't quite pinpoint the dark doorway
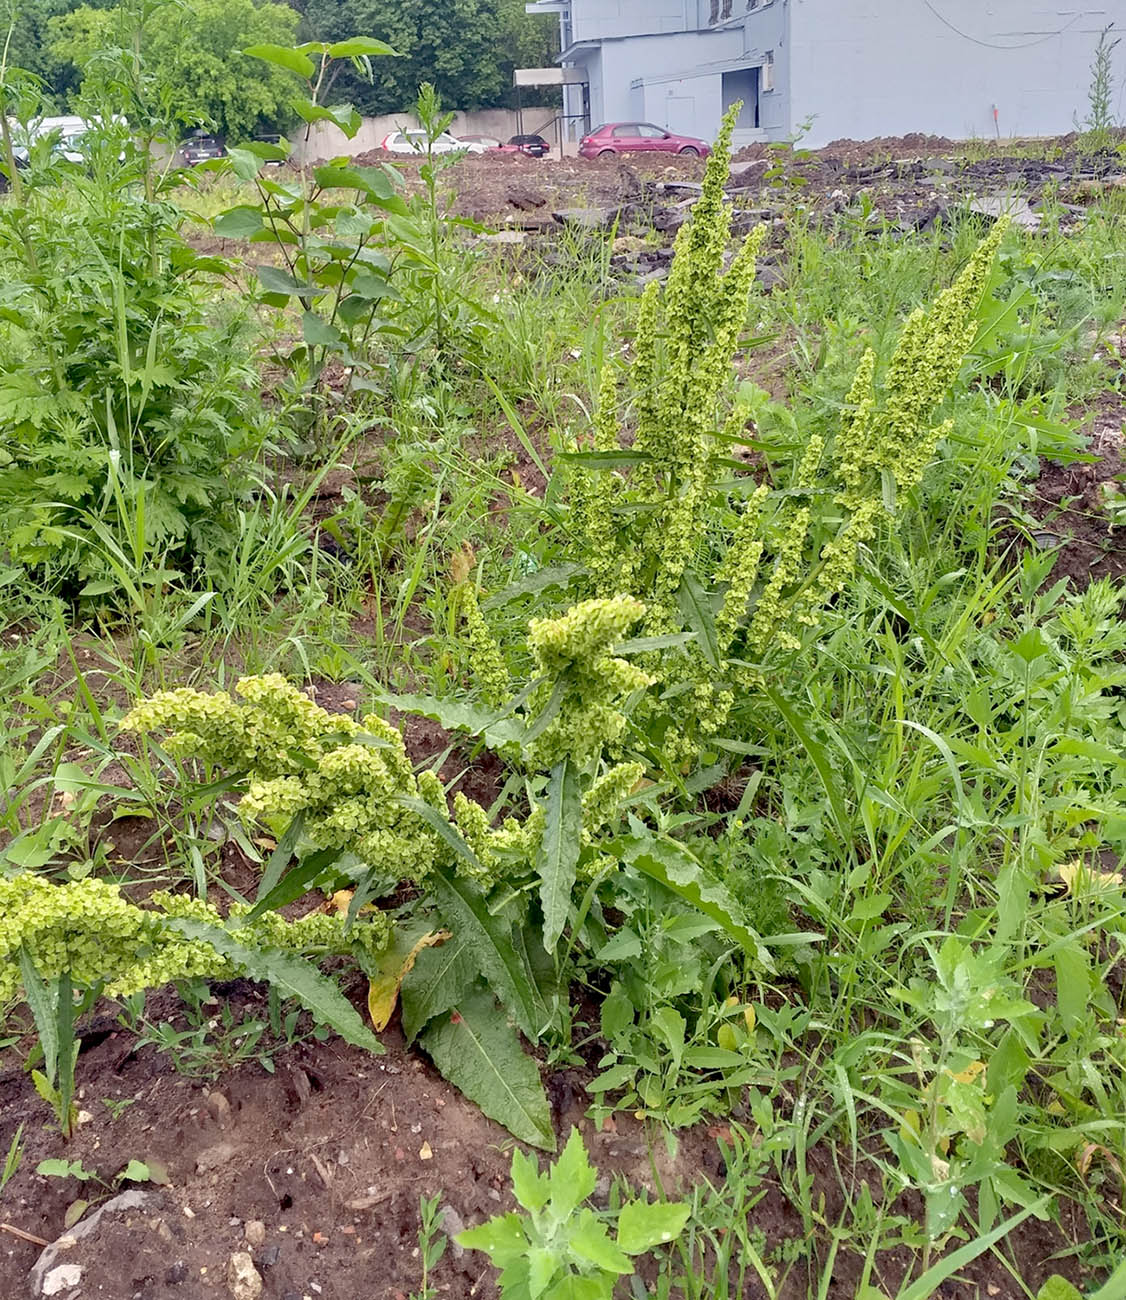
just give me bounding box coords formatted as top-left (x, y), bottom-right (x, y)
top-left (722, 67), bottom-right (759, 129)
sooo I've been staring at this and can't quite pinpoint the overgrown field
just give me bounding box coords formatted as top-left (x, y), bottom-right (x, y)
top-left (5, 39), bottom-right (1126, 1300)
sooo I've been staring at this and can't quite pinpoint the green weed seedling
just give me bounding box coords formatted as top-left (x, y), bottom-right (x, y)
top-left (1, 1123), bottom-right (24, 1195)
top-left (36, 1156), bottom-right (155, 1228)
top-left (458, 1127), bottom-right (690, 1300)
top-left (410, 1191), bottom-right (448, 1300)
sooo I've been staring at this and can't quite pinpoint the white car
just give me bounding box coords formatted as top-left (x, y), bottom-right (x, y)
top-left (379, 129), bottom-right (486, 156)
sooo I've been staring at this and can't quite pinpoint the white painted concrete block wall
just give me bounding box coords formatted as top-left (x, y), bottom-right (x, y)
top-left (790, 0), bottom-right (1120, 146)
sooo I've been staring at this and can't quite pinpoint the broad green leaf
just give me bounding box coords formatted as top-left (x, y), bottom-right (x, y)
top-left (213, 206), bottom-right (263, 239)
top-left (376, 690), bottom-right (524, 750)
top-left (526, 1245), bottom-right (558, 1300)
top-left (849, 893), bottom-right (892, 922)
top-left (327, 37), bottom-right (399, 57)
top-left (545, 1278), bottom-right (610, 1300)
top-left (616, 836), bottom-right (773, 970)
top-left (650, 1007), bottom-right (686, 1070)
top-left (568, 1211), bottom-right (631, 1274)
top-left (421, 986), bottom-right (554, 1150)
top-left (36, 1158), bottom-right (93, 1180)
top-left (258, 265), bottom-right (307, 297)
top-left (301, 312), bottom-right (345, 348)
top-left (600, 983), bottom-right (634, 1040)
top-left (548, 1128), bottom-right (596, 1218)
top-left (366, 927), bottom-right (450, 1032)
top-left (400, 932), bottom-right (476, 1041)
top-left (1036, 1281), bottom-right (1082, 1300)
top-left (118, 1159), bottom-right (151, 1183)
top-left (226, 147), bottom-right (265, 182)
top-left (676, 572), bottom-right (719, 669)
top-left (538, 759), bottom-right (582, 951)
top-left (482, 563), bottom-right (583, 611)
top-left (457, 1211), bottom-right (528, 1262)
top-left (161, 917), bottom-right (383, 1055)
top-left (429, 865), bottom-right (541, 1038)
top-left (510, 1148), bottom-right (550, 1213)
top-left (244, 43), bottom-right (314, 78)
top-left (617, 1199), bottom-right (691, 1253)
top-left (558, 450), bottom-right (652, 469)
top-left (1054, 940), bottom-right (1089, 1036)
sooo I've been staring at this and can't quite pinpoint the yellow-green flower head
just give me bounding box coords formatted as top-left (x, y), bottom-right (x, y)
top-left (527, 596), bottom-right (653, 767)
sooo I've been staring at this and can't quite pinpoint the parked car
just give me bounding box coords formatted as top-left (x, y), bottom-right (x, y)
top-left (180, 133), bottom-right (227, 166)
top-left (380, 130), bottom-right (486, 156)
top-left (255, 133), bottom-right (287, 166)
top-left (503, 133), bottom-right (550, 158)
top-left (579, 123), bottom-right (711, 159)
top-left (458, 134), bottom-right (503, 151)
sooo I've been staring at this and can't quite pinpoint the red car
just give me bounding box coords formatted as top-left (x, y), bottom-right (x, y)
top-left (579, 122), bottom-right (711, 159)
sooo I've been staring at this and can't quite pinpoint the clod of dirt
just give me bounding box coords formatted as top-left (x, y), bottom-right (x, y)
top-left (195, 1140), bottom-right (238, 1173)
top-left (227, 1250), bottom-right (263, 1300)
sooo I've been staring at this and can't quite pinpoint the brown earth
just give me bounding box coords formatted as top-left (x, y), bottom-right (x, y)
top-left (0, 986), bottom-right (1096, 1300)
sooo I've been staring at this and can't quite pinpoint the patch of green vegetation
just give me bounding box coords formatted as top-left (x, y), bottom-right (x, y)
top-left (4, 28), bottom-right (1126, 1295)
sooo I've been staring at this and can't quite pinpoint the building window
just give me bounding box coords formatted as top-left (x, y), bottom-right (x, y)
top-left (761, 51), bottom-right (774, 92)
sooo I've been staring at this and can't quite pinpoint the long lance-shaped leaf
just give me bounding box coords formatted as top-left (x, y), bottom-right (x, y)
top-left (616, 836), bottom-right (774, 972)
top-left (19, 948), bottom-right (59, 1082)
top-left (429, 866), bottom-right (542, 1039)
top-left (421, 985), bottom-right (555, 1151)
top-left (400, 933), bottom-right (476, 1042)
top-left (241, 845), bottom-right (341, 925)
top-left (538, 759), bottom-right (582, 951)
top-left (162, 917), bottom-right (383, 1055)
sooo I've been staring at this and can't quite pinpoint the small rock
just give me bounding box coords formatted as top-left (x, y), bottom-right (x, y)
top-left (196, 1142), bottom-right (237, 1174)
top-left (165, 1262), bottom-right (188, 1285)
top-left (207, 1091), bottom-right (232, 1126)
top-left (40, 1265), bottom-right (83, 1296)
top-left (966, 194), bottom-right (1042, 231)
top-left (438, 1205), bottom-right (465, 1259)
top-left (257, 1245), bottom-right (281, 1269)
top-left (552, 205), bottom-right (625, 230)
top-left (244, 1220), bottom-right (267, 1247)
top-left (227, 1251), bottom-right (263, 1300)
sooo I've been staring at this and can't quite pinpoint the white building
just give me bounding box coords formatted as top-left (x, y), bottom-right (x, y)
top-left (526, 0), bottom-right (1122, 148)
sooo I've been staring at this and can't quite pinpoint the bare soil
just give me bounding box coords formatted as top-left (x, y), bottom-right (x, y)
top-left (0, 988), bottom-right (1094, 1300)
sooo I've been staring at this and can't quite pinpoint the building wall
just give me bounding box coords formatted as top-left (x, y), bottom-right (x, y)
top-left (570, 0), bottom-right (694, 43)
top-left (739, 2), bottom-right (790, 137)
top-left (598, 27), bottom-right (745, 133)
top-left (790, 0), bottom-right (1117, 146)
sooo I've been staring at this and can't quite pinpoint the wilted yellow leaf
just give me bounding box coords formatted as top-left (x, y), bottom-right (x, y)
top-left (946, 1060), bottom-right (985, 1085)
top-left (1059, 860), bottom-right (1123, 896)
top-left (367, 929), bottom-right (451, 1031)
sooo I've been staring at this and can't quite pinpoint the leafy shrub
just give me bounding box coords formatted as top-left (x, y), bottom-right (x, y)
top-left (0, 130), bottom-right (271, 603)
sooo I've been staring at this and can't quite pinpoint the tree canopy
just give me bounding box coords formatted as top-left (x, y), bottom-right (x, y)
top-left (5, 0), bottom-right (559, 127)
top-left (47, 0), bottom-right (300, 139)
top-left (298, 0), bottom-right (558, 113)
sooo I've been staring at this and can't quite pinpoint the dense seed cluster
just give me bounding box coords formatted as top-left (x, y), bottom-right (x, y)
top-left (0, 873), bottom-right (390, 1003)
